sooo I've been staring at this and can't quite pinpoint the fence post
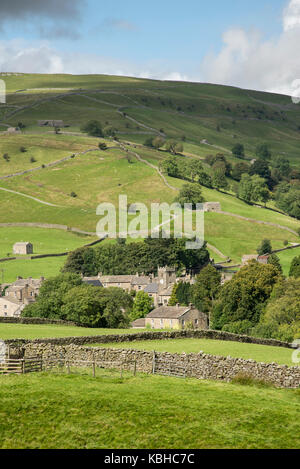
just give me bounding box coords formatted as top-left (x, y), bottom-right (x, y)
top-left (134, 359), bottom-right (137, 377)
top-left (21, 359), bottom-right (25, 374)
top-left (120, 364), bottom-right (123, 379)
top-left (152, 351), bottom-right (156, 374)
top-left (93, 360), bottom-right (96, 378)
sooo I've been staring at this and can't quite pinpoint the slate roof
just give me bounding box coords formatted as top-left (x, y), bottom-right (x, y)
top-left (131, 318), bottom-right (146, 328)
top-left (146, 306), bottom-right (191, 319)
top-left (83, 278), bottom-right (103, 287)
top-left (144, 283), bottom-right (159, 294)
top-left (100, 275), bottom-right (135, 284)
top-left (131, 277), bottom-right (150, 286)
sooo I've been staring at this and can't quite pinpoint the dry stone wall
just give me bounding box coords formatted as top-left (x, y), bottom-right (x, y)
top-left (20, 343), bottom-right (300, 388)
top-left (4, 329), bottom-right (294, 349)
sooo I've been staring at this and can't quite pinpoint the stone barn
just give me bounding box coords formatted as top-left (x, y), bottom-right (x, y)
top-left (13, 242), bottom-right (33, 255)
top-left (203, 202), bottom-right (221, 213)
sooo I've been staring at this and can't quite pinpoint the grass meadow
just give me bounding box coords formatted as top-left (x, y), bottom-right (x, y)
top-left (0, 371), bottom-right (299, 449)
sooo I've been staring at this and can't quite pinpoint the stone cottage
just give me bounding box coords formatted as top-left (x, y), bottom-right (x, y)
top-left (145, 304), bottom-right (208, 330)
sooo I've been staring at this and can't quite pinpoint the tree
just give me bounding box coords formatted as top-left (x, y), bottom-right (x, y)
top-left (175, 183), bottom-right (204, 208)
top-left (211, 262), bottom-right (282, 330)
top-left (276, 188), bottom-right (300, 219)
top-left (185, 159), bottom-right (203, 182)
top-left (162, 155), bottom-right (179, 178)
top-left (165, 140), bottom-right (183, 155)
top-left (251, 175), bottom-right (270, 205)
top-left (232, 162), bottom-right (250, 181)
top-left (130, 291), bottom-right (154, 322)
top-left (198, 171), bottom-right (212, 188)
top-left (168, 283), bottom-right (179, 306)
top-left (249, 159), bottom-right (272, 188)
top-left (22, 273), bottom-right (83, 319)
top-left (257, 239), bottom-right (272, 255)
top-left (289, 256), bottom-right (300, 278)
top-left (255, 143), bottom-right (271, 161)
top-left (192, 265), bottom-right (221, 314)
top-left (81, 120), bottom-right (103, 137)
top-left (152, 136), bottom-right (165, 150)
top-left (62, 247), bottom-right (98, 277)
top-left (267, 254), bottom-right (283, 274)
top-left (212, 169), bottom-right (228, 191)
top-left (253, 277), bottom-right (300, 342)
top-left (232, 143), bottom-right (245, 159)
top-left (237, 174), bottom-right (253, 203)
top-left (176, 281), bottom-right (192, 306)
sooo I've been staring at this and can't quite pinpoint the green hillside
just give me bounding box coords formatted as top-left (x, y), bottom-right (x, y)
top-left (0, 73), bottom-right (300, 280)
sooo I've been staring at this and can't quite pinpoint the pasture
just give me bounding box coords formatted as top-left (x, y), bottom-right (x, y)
top-left (0, 371), bottom-right (299, 448)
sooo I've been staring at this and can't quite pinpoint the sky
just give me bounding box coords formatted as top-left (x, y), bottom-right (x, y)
top-left (0, 0), bottom-right (300, 96)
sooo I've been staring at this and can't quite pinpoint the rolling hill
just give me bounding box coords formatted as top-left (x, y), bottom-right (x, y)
top-left (0, 73), bottom-right (300, 281)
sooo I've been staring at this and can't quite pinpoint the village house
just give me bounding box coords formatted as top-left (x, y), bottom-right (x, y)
top-left (3, 276), bottom-right (44, 308)
top-left (0, 297), bottom-right (24, 318)
top-left (138, 304), bottom-right (208, 330)
top-left (13, 242), bottom-right (33, 255)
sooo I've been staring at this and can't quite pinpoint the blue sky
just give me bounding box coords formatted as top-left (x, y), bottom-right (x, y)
top-left (0, 0), bottom-right (300, 95)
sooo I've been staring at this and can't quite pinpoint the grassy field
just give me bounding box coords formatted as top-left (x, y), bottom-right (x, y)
top-left (0, 371), bottom-right (299, 449)
top-left (0, 324), bottom-right (141, 340)
top-left (0, 226), bottom-right (98, 282)
top-left (89, 338), bottom-right (296, 367)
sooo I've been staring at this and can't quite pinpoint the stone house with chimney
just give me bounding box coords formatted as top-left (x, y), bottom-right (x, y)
top-left (144, 304), bottom-right (208, 330)
top-left (4, 276), bottom-right (44, 307)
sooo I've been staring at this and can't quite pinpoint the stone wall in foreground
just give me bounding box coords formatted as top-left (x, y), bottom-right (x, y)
top-left (19, 343), bottom-right (300, 389)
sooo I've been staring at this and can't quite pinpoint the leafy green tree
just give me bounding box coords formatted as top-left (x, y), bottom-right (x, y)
top-left (152, 136), bottom-right (165, 150)
top-left (267, 254), bottom-right (283, 274)
top-left (257, 239), bottom-right (272, 255)
top-left (192, 265), bottom-right (221, 313)
top-left (165, 140), bottom-right (183, 155)
top-left (168, 283), bottom-right (179, 306)
top-left (161, 155), bottom-right (179, 177)
top-left (130, 291), bottom-right (154, 322)
top-left (249, 159), bottom-right (272, 188)
top-left (237, 174), bottom-right (253, 203)
top-left (289, 255), bottom-right (300, 278)
top-left (62, 247), bottom-right (98, 277)
top-left (255, 143), bottom-right (271, 161)
top-left (198, 171), bottom-right (212, 188)
top-left (175, 183), bottom-right (204, 208)
top-left (81, 120), bottom-right (103, 137)
top-left (212, 169), bottom-right (228, 191)
top-left (253, 277), bottom-right (300, 342)
top-left (176, 281), bottom-right (192, 306)
top-left (276, 188), bottom-right (300, 219)
top-left (232, 143), bottom-right (245, 159)
top-left (232, 162), bottom-right (250, 181)
top-left (22, 273), bottom-right (83, 319)
top-left (211, 262), bottom-right (281, 330)
top-left (251, 175), bottom-right (270, 205)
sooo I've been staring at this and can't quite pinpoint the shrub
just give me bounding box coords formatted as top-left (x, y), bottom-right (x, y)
top-left (231, 373), bottom-right (272, 388)
top-left (222, 320), bottom-right (253, 335)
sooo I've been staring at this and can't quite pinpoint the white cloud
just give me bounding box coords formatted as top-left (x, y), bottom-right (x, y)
top-left (283, 0), bottom-right (300, 31)
top-left (201, 0), bottom-right (300, 96)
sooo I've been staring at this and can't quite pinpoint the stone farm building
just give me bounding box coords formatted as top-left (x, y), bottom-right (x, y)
top-left (132, 304), bottom-right (208, 330)
top-left (38, 120), bottom-right (65, 127)
top-left (13, 242), bottom-right (33, 255)
top-left (0, 276), bottom-right (45, 317)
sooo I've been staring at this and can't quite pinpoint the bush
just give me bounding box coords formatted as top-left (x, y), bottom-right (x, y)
top-left (222, 320), bottom-right (253, 335)
top-left (231, 373), bottom-right (272, 388)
